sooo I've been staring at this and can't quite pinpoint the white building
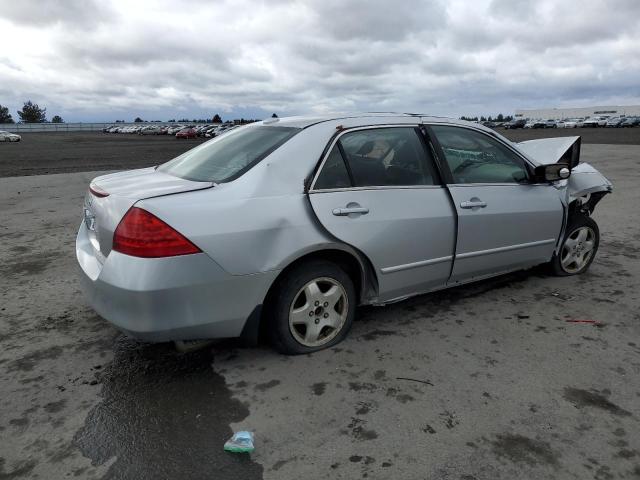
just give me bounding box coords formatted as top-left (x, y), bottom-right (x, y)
top-left (514, 105), bottom-right (640, 120)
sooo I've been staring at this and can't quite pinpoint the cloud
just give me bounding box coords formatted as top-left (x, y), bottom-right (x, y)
top-left (1, 0), bottom-right (116, 28)
top-left (0, 0), bottom-right (639, 122)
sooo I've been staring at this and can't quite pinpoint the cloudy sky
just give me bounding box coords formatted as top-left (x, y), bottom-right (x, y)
top-left (1, 0), bottom-right (639, 122)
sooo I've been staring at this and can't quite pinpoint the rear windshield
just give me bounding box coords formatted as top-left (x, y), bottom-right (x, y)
top-left (158, 125), bottom-right (300, 183)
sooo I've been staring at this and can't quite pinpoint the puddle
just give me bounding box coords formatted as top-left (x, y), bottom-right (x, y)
top-left (74, 336), bottom-right (262, 479)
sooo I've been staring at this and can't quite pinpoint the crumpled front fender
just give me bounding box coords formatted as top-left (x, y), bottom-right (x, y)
top-left (566, 162), bottom-right (613, 202)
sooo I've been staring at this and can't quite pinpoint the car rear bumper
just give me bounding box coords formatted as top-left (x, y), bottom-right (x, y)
top-left (76, 222), bottom-right (279, 342)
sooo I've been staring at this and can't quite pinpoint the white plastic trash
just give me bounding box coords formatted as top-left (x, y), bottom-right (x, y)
top-left (224, 431), bottom-right (255, 453)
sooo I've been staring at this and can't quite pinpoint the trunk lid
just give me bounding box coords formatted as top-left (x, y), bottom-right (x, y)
top-left (84, 167), bottom-right (213, 258)
top-left (92, 167), bottom-right (213, 199)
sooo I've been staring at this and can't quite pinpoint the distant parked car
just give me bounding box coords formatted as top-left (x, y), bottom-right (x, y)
top-left (0, 130), bottom-right (21, 142)
top-left (557, 119), bottom-right (578, 128)
top-left (202, 126), bottom-right (219, 137)
top-left (605, 117), bottom-right (624, 127)
top-left (582, 116), bottom-right (608, 128)
top-left (139, 126), bottom-right (163, 135)
top-left (621, 116), bottom-right (640, 127)
top-left (167, 125), bottom-right (185, 135)
top-left (504, 119), bottom-right (526, 129)
top-left (531, 120), bottom-right (547, 129)
top-left (176, 127), bottom-right (197, 139)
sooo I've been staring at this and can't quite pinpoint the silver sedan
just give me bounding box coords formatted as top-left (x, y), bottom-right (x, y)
top-left (77, 114), bottom-right (612, 354)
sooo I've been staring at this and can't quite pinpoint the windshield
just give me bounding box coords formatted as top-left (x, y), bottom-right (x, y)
top-left (158, 125), bottom-right (300, 183)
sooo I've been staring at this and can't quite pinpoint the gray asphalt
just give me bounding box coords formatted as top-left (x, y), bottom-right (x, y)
top-left (1, 144), bottom-right (639, 479)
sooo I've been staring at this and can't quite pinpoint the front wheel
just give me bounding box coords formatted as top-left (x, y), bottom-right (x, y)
top-left (550, 215), bottom-right (599, 276)
top-left (269, 260), bottom-right (356, 354)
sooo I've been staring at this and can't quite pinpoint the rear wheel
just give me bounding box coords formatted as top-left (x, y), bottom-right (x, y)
top-left (269, 260), bottom-right (356, 354)
top-left (550, 215), bottom-right (599, 276)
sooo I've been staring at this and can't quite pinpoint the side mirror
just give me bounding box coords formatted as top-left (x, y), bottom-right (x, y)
top-left (536, 163), bottom-right (571, 182)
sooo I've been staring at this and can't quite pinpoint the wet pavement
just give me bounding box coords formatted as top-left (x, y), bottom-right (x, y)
top-left (1, 145), bottom-right (639, 479)
top-left (75, 338), bottom-right (262, 480)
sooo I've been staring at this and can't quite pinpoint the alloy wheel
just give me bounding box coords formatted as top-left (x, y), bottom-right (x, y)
top-left (288, 277), bottom-right (348, 348)
top-left (561, 226), bottom-right (596, 274)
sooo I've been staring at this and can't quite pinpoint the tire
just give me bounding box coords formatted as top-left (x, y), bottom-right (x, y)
top-left (549, 215), bottom-right (599, 276)
top-left (268, 260), bottom-right (356, 355)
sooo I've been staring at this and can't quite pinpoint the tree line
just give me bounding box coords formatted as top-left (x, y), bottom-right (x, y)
top-left (1, 103), bottom-right (519, 126)
top-left (459, 113), bottom-right (513, 122)
top-left (0, 103), bottom-right (275, 125)
top-left (0, 101), bottom-right (63, 124)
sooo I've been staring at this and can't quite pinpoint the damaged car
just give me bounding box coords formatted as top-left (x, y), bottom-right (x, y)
top-left (77, 114), bottom-right (612, 354)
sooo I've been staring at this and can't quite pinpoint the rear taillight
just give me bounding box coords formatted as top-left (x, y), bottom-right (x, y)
top-left (112, 207), bottom-right (201, 258)
top-left (89, 183), bottom-right (109, 198)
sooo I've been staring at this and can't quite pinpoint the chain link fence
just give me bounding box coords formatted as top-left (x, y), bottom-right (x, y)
top-left (0, 123), bottom-right (144, 133)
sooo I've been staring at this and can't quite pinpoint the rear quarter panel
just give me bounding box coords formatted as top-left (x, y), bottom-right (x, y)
top-left (139, 188), bottom-right (339, 275)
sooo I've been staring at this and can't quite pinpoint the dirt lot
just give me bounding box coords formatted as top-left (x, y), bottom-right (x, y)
top-left (0, 127), bottom-right (639, 178)
top-left (500, 126), bottom-right (640, 145)
top-left (1, 140), bottom-right (639, 479)
top-left (0, 133), bottom-right (207, 177)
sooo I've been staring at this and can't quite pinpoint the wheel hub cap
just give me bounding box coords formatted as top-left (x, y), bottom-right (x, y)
top-left (288, 277), bottom-right (348, 348)
top-left (561, 226), bottom-right (595, 273)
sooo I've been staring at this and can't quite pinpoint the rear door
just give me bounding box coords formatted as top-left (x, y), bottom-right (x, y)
top-left (308, 126), bottom-right (456, 301)
top-left (427, 124), bottom-right (564, 283)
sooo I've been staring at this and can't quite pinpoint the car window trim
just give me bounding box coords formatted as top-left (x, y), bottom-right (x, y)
top-left (309, 185), bottom-right (447, 194)
top-left (424, 123), bottom-right (537, 186)
top-left (336, 141), bottom-right (356, 187)
top-left (413, 126), bottom-right (442, 185)
top-left (309, 124), bottom-right (442, 192)
top-left (419, 125), bottom-right (453, 184)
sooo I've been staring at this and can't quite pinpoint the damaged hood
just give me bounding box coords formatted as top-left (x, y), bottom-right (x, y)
top-left (514, 135), bottom-right (612, 200)
top-left (514, 136), bottom-right (613, 202)
top-left (515, 136), bottom-right (581, 167)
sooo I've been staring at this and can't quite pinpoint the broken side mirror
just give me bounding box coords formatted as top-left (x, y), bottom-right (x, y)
top-left (536, 163), bottom-right (571, 182)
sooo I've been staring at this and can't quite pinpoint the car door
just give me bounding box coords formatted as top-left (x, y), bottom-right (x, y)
top-left (427, 124), bottom-right (564, 284)
top-left (308, 126), bottom-right (456, 302)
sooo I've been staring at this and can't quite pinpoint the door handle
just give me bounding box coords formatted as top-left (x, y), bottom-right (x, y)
top-left (332, 206), bottom-right (369, 216)
top-left (460, 200), bottom-right (487, 209)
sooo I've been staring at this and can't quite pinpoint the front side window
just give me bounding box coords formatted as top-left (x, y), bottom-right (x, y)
top-left (430, 125), bottom-right (528, 184)
top-left (159, 126), bottom-right (300, 183)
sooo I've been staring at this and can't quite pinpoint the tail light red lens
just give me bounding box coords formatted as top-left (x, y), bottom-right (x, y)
top-left (113, 207), bottom-right (201, 258)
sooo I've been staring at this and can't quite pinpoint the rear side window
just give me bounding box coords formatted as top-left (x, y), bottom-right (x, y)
top-left (314, 146), bottom-right (351, 190)
top-left (314, 127), bottom-right (435, 189)
top-left (341, 128), bottom-right (434, 187)
top-left (158, 126), bottom-right (300, 183)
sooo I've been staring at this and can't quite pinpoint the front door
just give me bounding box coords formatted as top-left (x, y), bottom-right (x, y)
top-left (308, 126), bottom-right (456, 301)
top-left (427, 124), bottom-right (564, 283)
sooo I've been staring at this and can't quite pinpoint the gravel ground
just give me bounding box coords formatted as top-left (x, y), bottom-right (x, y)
top-left (0, 127), bottom-right (638, 178)
top-left (0, 133), bottom-right (207, 177)
top-left (500, 126), bottom-right (640, 145)
top-left (0, 144), bottom-right (639, 479)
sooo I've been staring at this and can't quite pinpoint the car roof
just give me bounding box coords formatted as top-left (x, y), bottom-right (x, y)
top-left (260, 112), bottom-right (489, 131)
